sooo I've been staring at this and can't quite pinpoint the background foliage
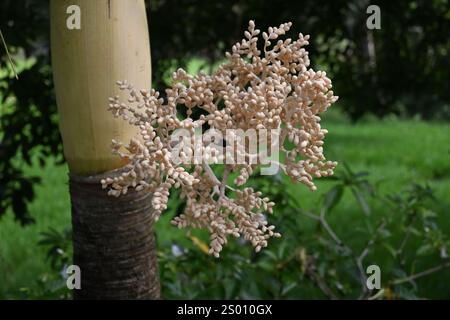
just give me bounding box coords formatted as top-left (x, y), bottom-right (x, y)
top-left (0, 0), bottom-right (449, 299)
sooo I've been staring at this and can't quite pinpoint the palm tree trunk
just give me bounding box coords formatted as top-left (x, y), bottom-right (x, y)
top-left (50, 0), bottom-right (160, 299)
top-left (70, 171), bottom-right (160, 299)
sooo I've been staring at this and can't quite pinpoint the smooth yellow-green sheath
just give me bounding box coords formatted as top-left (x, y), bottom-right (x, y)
top-left (51, 0), bottom-right (151, 175)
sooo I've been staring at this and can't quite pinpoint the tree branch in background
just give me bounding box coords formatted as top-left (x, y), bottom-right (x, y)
top-left (0, 29), bottom-right (18, 79)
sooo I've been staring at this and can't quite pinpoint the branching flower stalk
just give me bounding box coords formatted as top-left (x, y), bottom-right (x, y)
top-left (102, 21), bottom-right (338, 257)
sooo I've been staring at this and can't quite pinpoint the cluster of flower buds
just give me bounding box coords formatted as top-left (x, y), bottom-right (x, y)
top-left (102, 21), bottom-right (338, 257)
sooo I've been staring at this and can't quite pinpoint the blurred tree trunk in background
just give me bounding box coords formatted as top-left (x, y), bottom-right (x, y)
top-left (50, 0), bottom-right (160, 299)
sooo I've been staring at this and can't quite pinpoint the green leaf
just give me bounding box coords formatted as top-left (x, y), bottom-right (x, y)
top-left (420, 209), bottom-right (437, 219)
top-left (409, 227), bottom-right (422, 236)
top-left (223, 280), bottom-right (236, 299)
top-left (351, 187), bottom-right (371, 216)
top-left (264, 250), bottom-right (278, 261)
top-left (354, 171), bottom-right (369, 178)
top-left (342, 162), bottom-right (355, 177)
top-left (416, 244), bottom-right (434, 256)
top-left (383, 243), bottom-right (397, 257)
top-left (323, 184), bottom-right (344, 213)
top-left (281, 282), bottom-right (297, 296)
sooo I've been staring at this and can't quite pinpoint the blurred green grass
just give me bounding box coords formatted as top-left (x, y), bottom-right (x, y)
top-left (0, 115), bottom-right (449, 297)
